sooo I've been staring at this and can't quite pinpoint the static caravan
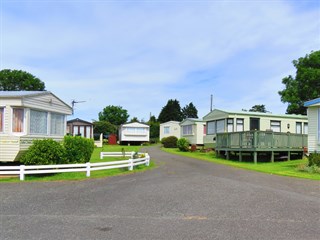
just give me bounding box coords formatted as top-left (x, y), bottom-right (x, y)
top-left (180, 118), bottom-right (206, 145)
top-left (67, 118), bottom-right (93, 139)
top-left (0, 91), bottom-right (72, 162)
top-left (159, 121), bottom-right (181, 140)
top-left (203, 109), bottom-right (308, 148)
top-left (304, 98), bottom-right (320, 153)
top-left (118, 122), bottom-right (150, 145)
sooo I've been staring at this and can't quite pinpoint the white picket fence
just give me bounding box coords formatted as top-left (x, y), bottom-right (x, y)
top-left (0, 152), bottom-right (150, 181)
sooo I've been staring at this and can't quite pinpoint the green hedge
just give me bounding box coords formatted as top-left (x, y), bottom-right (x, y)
top-left (21, 136), bottom-right (95, 165)
top-left (63, 135), bottom-right (94, 163)
top-left (308, 152), bottom-right (320, 167)
top-left (21, 139), bottom-right (66, 165)
top-left (161, 136), bottom-right (178, 148)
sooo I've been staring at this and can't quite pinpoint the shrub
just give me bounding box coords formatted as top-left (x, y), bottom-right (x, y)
top-left (63, 135), bottom-right (95, 163)
top-left (161, 137), bottom-right (167, 144)
top-left (21, 139), bottom-right (66, 165)
top-left (190, 144), bottom-right (197, 152)
top-left (177, 138), bottom-right (190, 152)
top-left (308, 152), bottom-right (320, 167)
top-left (161, 136), bottom-right (178, 148)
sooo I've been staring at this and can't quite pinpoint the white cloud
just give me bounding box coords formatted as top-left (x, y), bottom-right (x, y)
top-left (1, 1), bottom-right (319, 121)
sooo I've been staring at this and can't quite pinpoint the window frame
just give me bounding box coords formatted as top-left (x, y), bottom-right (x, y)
top-left (30, 109), bottom-right (48, 135)
top-left (0, 107), bottom-right (4, 133)
top-left (270, 120), bottom-right (281, 132)
top-left (182, 125), bottom-right (193, 135)
top-left (296, 122), bottom-right (302, 134)
top-left (50, 113), bottom-right (65, 136)
top-left (207, 121), bottom-right (216, 135)
top-left (12, 108), bottom-right (25, 134)
top-left (236, 118), bottom-right (244, 132)
top-left (163, 126), bottom-right (170, 134)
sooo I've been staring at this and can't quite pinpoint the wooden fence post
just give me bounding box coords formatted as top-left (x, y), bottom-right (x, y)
top-left (128, 158), bottom-right (133, 171)
top-left (20, 165), bottom-right (25, 181)
top-left (86, 162), bottom-right (91, 177)
top-left (145, 155), bottom-right (150, 166)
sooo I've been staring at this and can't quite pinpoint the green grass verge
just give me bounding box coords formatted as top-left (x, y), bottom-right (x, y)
top-left (161, 148), bottom-right (320, 180)
top-left (0, 145), bottom-right (155, 183)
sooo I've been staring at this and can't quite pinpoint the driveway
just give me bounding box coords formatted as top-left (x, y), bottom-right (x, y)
top-left (1, 146), bottom-right (319, 240)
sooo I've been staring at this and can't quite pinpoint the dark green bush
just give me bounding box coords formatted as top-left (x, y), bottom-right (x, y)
top-left (177, 138), bottom-right (190, 152)
top-left (63, 135), bottom-right (95, 163)
top-left (308, 152), bottom-right (320, 167)
top-left (161, 136), bottom-right (178, 148)
top-left (21, 139), bottom-right (66, 165)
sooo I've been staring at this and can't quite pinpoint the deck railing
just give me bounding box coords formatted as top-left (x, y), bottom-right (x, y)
top-left (216, 131), bottom-right (307, 150)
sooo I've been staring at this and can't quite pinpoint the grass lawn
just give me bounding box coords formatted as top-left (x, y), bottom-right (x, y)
top-left (162, 148), bottom-right (320, 180)
top-left (0, 145), bottom-right (155, 183)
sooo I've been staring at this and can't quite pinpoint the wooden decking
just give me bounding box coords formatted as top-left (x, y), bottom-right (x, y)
top-left (215, 131), bottom-right (307, 163)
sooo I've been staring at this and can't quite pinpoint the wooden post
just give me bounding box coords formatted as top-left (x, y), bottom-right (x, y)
top-left (239, 151), bottom-right (242, 162)
top-left (20, 165), bottom-right (25, 181)
top-left (86, 162), bottom-right (90, 177)
top-left (253, 152), bottom-right (257, 164)
top-left (226, 151), bottom-right (230, 160)
top-left (128, 158), bottom-right (134, 171)
top-left (271, 151), bottom-right (274, 163)
top-left (288, 151), bottom-right (291, 161)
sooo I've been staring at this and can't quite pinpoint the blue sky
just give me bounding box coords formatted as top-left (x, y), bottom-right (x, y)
top-left (1, 0), bottom-right (319, 122)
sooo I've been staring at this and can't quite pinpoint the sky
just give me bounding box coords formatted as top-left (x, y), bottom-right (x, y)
top-left (1, 0), bottom-right (319, 122)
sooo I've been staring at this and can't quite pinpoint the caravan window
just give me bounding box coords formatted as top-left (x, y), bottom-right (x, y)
top-left (164, 126), bottom-right (170, 134)
top-left (207, 121), bottom-right (215, 135)
top-left (236, 119), bottom-right (244, 132)
top-left (12, 108), bottom-right (24, 133)
top-left (51, 113), bottom-right (65, 135)
top-left (30, 110), bottom-right (48, 134)
top-left (270, 121), bottom-right (281, 132)
top-left (227, 118), bottom-right (233, 132)
top-left (216, 120), bottom-right (225, 133)
top-left (0, 108), bottom-right (3, 132)
top-left (304, 123), bottom-right (308, 134)
top-left (183, 125), bottom-right (193, 135)
top-left (296, 122), bottom-right (302, 134)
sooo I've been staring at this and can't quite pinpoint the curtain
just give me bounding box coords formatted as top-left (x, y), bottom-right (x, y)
top-left (12, 108), bottom-right (24, 132)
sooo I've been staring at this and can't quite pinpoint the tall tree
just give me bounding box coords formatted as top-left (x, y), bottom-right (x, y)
top-left (158, 99), bottom-right (183, 123)
top-left (249, 104), bottom-right (267, 113)
top-left (278, 50), bottom-right (320, 115)
top-left (182, 102), bottom-right (198, 118)
top-left (98, 105), bottom-right (129, 126)
top-left (147, 115), bottom-right (160, 140)
top-left (0, 69), bottom-right (45, 91)
top-left (130, 117), bottom-right (139, 123)
top-left (93, 121), bottom-right (117, 135)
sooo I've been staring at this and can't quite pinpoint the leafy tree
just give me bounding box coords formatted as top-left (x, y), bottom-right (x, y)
top-left (98, 105), bottom-right (129, 126)
top-left (158, 99), bottom-right (183, 123)
top-left (182, 102), bottom-right (198, 118)
top-left (147, 115), bottom-right (160, 140)
top-left (249, 104), bottom-right (267, 113)
top-left (0, 69), bottom-right (45, 91)
top-left (93, 121), bottom-right (117, 135)
top-left (279, 50), bottom-right (320, 115)
top-left (130, 117), bottom-right (139, 122)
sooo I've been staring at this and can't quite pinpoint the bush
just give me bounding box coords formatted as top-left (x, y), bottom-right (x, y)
top-left (190, 144), bottom-right (197, 152)
top-left (308, 152), bottom-right (320, 167)
top-left (63, 135), bottom-right (95, 163)
top-left (177, 138), bottom-right (190, 152)
top-left (21, 139), bottom-right (66, 165)
top-left (161, 136), bottom-right (178, 148)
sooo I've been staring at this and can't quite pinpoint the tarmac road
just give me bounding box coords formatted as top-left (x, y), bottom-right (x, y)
top-left (1, 146), bottom-right (319, 240)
